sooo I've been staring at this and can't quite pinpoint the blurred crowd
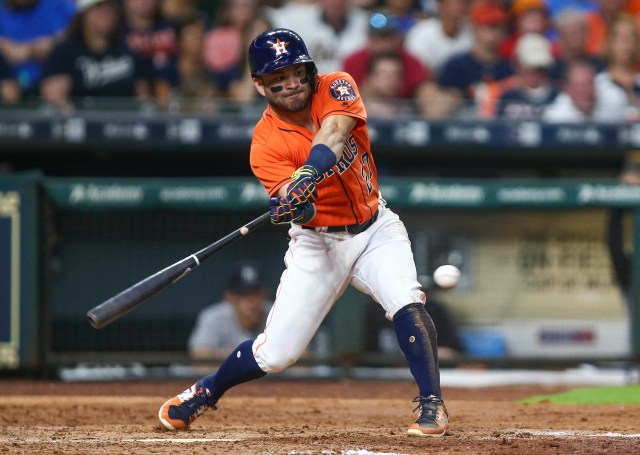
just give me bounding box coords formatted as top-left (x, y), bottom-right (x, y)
top-left (1, 0), bottom-right (640, 121)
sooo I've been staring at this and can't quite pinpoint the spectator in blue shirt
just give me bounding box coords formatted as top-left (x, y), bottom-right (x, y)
top-left (417, 0), bottom-right (514, 118)
top-left (0, 0), bottom-right (76, 98)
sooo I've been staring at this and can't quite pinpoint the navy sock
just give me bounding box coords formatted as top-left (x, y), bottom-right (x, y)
top-left (393, 304), bottom-right (442, 398)
top-left (197, 339), bottom-right (267, 403)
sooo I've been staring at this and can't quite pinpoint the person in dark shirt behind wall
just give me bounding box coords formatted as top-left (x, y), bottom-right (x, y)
top-left (495, 33), bottom-right (559, 119)
top-left (122, 0), bottom-right (179, 108)
top-left (40, 0), bottom-right (151, 112)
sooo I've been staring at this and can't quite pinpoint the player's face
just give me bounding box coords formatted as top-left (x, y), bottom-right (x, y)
top-left (254, 64), bottom-right (312, 113)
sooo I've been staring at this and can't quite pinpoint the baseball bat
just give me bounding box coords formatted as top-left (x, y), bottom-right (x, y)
top-left (87, 211), bottom-right (271, 330)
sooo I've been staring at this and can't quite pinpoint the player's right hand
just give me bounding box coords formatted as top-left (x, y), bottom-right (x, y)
top-left (269, 197), bottom-right (315, 225)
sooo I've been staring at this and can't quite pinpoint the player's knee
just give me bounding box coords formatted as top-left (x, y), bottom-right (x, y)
top-left (253, 345), bottom-right (303, 373)
top-left (391, 302), bottom-right (425, 321)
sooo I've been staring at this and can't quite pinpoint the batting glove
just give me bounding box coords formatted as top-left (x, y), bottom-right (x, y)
top-left (269, 197), bottom-right (316, 225)
top-left (287, 165), bottom-right (319, 206)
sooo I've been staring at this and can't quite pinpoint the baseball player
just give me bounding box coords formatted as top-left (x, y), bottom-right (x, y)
top-left (159, 28), bottom-right (449, 438)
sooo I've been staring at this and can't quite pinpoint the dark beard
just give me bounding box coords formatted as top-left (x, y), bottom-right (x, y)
top-left (269, 89), bottom-right (310, 113)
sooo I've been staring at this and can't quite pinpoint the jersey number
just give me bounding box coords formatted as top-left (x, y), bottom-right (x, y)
top-left (361, 152), bottom-right (373, 194)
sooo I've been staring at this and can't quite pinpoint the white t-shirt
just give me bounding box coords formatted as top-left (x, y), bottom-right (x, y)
top-left (593, 71), bottom-right (640, 123)
top-left (187, 300), bottom-right (268, 353)
top-left (268, 3), bottom-right (369, 74)
top-left (404, 18), bottom-right (473, 76)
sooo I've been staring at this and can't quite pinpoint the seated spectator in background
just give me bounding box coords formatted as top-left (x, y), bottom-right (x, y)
top-left (416, 0), bottom-right (514, 119)
top-left (495, 33), bottom-right (559, 119)
top-left (584, 0), bottom-right (628, 57)
top-left (269, 0), bottom-right (369, 74)
top-left (122, 0), bottom-right (179, 108)
top-left (0, 50), bottom-right (20, 103)
top-left (499, 0), bottom-right (553, 62)
top-left (172, 17), bottom-right (220, 113)
top-left (343, 12), bottom-right (430, 99)
top-left (202, 0), bottom-right (261, 96)
top-left (404, 0), bottom-right (473, 77)
top-left (226, 15), bottom-right (272, 103)
top-left (379, 0), bottom-right (425, 34)
top-left (549, 7), bottom-right (604, 83)
top-left (40, 0), bottom-right (151, 112)
top-left (543, 59), bottom-right (606, 121)
top-left (359, 51), bottom-right (418, 118)
top-left (160, 0), bottom-right (203, 26)
top-left (188, 261), bottom-right (270, 361)
top-left (0, 0), bottom-right (76, 98)
top-left (594, 14), bottom-right (640, 123)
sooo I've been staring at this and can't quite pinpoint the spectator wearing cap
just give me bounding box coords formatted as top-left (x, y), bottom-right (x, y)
top-left (0, 0), bottom-right (76, 98)
top-left (404, 0), bottom-right (473, 77)
top-left (342, 11), bottom-right (430, 99)
top-left (188, 261), bottom-right (271, 361)
top-left (379, 0), bottom-right (426, 34)
top-left (417, 0), bottom-right (514, 118)
top-left (40, 0), bottom-right (151, 112)
top-left (495, 33), bottom-right (559, 119)
top-left (499, 0), bottom-right (553, 62)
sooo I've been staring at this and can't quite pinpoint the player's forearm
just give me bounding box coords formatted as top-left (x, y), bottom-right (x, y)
top-left (311, 114), bottom-right (356, 162)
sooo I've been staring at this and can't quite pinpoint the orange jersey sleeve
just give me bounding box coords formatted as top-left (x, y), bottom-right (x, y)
top-left (250, 72), bottom-right (379, 226)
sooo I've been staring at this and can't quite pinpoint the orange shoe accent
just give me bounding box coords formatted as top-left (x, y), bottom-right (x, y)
top-left (158, 384), bottom-right (213, 431)
top-left (407, 396), bottom-right (449, 438)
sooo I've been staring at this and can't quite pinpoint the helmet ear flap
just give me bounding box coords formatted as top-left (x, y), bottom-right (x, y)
top-left (303, 63), bottom-right (318, 90)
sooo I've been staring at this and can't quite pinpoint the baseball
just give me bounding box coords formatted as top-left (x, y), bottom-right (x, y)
top-left (433, 265), bottom-right (461, 289)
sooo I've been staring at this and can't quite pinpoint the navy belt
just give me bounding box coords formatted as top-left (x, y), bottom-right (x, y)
top-left (302, 210), bottom-right (379, 234)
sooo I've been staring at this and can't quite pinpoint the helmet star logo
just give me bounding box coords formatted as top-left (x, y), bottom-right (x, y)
top-left (270, 38), bottom-right (289, 56)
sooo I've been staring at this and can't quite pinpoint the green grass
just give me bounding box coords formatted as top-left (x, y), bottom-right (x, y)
top-left (520, 386), bottom-right (640, 404)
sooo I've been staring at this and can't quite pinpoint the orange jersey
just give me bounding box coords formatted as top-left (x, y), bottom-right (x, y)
top-left (250, 72), bottom-right (379, 227)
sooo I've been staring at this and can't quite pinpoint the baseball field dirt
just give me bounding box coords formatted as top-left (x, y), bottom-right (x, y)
top-left (1, 378), bottom-right (639, 454)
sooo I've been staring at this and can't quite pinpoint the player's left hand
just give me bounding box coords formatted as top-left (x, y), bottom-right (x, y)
top-left (270, 197), bottom-right (316, 225)
top-left (287, 165), bottom-right (319, 206)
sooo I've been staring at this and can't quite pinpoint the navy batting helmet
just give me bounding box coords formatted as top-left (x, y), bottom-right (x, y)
top-left (248, 28), bottom-right (317, 82)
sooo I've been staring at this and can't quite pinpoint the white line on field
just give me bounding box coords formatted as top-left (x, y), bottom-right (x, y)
top-left (488, 429), bottom-right (640, 439)
top-left (0, 437), bottom-right (243, 444)
top-left (129, 438), bottom-right (242, 443)
top-left (290, 451), bottom-right (409, 455)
